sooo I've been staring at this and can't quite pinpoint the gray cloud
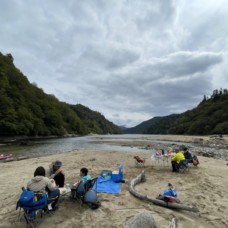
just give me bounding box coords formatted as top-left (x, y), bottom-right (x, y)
top-left (0, 0), bottom-right (228, 127)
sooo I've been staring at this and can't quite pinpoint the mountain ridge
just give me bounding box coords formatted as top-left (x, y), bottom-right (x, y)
top-left (124, 89), bottom-right (228, 135)
top-left (0, 52), bottom-right (122, 136)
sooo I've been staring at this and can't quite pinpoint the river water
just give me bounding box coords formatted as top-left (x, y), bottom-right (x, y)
top-left (0, 134), bottom-right (187, 159)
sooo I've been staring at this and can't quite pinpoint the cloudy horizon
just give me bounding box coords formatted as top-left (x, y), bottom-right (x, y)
top-left (1, 0), bottom-right (228, 127)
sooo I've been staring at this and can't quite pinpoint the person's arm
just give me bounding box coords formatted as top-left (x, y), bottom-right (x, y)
top-left (46, 166), bottom-right (63, 179)
top-left (46, 178), bottom-right (57, 191)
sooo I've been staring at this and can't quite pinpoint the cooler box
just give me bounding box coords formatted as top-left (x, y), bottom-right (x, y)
top-left (112, 165), bottom-right (123, 182)
top-left (100, 170), bottom-right (112, 181)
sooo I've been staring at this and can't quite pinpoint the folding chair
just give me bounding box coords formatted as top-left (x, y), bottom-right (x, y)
top-left (178, 160), bottom-right (189, 173)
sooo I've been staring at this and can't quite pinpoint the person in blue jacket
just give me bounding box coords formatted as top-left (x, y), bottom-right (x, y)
top-left (157, 183), bottom-right (180, 203)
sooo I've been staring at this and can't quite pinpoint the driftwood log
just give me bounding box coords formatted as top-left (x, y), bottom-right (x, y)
top-left (17, 156), bottom-right (29, 161)
top-left (129, 171), bottom-right (199, 212)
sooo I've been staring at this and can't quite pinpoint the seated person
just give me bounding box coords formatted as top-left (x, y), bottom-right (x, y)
top-left (80, 168), bottom-right (91, 182)
top-left (70, 168), bottom-right (93, 199)
top-left (171, 149), bottom-right (185, 172)
top-left (157, 183), bottom-right (180, 203)
top-left (71, 167), bottom-right (91, 189)
top-left (48, 160), bottom-right (65, 187)
top-left (183, 147), bottom-right (193, 163)
top-left (27, 166), bottom-right (60, 211)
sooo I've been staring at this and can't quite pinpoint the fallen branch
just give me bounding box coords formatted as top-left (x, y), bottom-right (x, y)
top-left (129, 171), bottom-right (199, 212)
top-left (169, 217), bottom-right (177, 228)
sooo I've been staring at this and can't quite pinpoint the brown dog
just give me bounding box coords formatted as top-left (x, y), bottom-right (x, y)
top-left (134, 156), bottom-right (144, 163)
top-left (134, 156), bottom-right (145, 166)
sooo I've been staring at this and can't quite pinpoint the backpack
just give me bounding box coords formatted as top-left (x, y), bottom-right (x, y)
top-left (71, 178), bottom-right (101, 209)
top-left (192, 155), bottom-right (199, 166)
top-left (16, 189), bottom-right (48, 222)
top-left (83, 189), bottom-right (101, 209)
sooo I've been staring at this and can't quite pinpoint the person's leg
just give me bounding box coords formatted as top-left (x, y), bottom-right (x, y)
top-left (48, 189), bottom-right (60, 210)
top-left (171, 161), bottom-right (178, 172)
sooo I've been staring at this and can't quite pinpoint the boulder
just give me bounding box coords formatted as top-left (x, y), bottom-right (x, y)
top-left (123, 211), bottom-right (157, 228)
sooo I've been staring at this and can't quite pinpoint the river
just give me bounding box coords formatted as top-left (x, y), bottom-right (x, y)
top-left (0, 134), bottom-right (188, 159)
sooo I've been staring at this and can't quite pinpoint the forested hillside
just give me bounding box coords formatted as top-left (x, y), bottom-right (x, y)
top-left (124, 89), bottom-right (228, 135)
top-left (169, 89), bottom-right (228, 135)
top-left (0, 52), bottom-right (122, 136)
top-left (144, 114), bottom-right (181, 134)
top-left (71, 104), bottom-right (122, 134)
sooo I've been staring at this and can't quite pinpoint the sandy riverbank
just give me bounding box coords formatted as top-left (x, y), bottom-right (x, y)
top-left (0, 135), bottom-right (228, 228)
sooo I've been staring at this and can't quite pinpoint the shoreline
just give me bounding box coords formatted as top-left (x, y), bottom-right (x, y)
top-left (93, 134), bottom-right (228, 161)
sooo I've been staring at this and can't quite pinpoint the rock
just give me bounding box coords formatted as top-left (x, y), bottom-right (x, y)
top-left (202, 152), bottom-right (215, 158)
top-left (123, 211), bottom-right (157, 228)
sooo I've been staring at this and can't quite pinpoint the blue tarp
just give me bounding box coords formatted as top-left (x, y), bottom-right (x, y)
top-left (94, 176), bottom-right (122, 194)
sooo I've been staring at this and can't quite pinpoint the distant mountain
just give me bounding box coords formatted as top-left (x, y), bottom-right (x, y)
top-left (123, 114), bottom-right (181, 134)
top-left (124, 89), bottom-right (228, 135)
top-left (118, 125), bottom-right (128, 130)
top-left (0, 52), bottom-right (122, 136)
top-left (144, 114), bottom-right (181, 134)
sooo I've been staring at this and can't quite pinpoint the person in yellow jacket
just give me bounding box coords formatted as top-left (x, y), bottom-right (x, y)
top-left (171, 150), bottom-right (185, 172)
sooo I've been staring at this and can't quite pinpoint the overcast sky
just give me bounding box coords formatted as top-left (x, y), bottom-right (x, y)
top-left (1, 0), bottom-right (228, 127)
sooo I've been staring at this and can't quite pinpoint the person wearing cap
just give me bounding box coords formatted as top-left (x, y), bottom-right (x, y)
top-left (48, 160), bottom-right (65, 187)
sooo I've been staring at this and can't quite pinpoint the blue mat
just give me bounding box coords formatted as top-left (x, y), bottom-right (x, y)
top-left (94, 176), bottom-right (122, 194)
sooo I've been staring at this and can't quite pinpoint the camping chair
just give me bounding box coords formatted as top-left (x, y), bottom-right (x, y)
top-left (16, 188), bottom-right (48, 227)
top-left (71, 178), bottom-right (100, 209)
top-left (151, 154), bottom-right (163, 166)
top-left (161, 155), bottom-right (171, 167)
top-left (178, 160), bottom-right (189, 173)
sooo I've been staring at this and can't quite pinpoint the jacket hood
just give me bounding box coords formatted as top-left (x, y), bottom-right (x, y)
top-left (32, 176), bottom-right (45, 182)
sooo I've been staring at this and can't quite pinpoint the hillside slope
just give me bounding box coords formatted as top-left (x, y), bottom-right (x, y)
top-left (0, 52), bottom-right (122, 136)
top-left (169, 91), bottom-right (228, 135)
top-left (124, 89), bottom-right (228, 135)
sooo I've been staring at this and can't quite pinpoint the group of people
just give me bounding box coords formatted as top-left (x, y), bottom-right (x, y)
top-left (155, 146), bottom-right (200, 203)
top-left (27, 147), bottom-right (197, 210)
top-left (26, 161), bottom-right (91, 211)
top-left (171, 146), bottom-right (198, 172)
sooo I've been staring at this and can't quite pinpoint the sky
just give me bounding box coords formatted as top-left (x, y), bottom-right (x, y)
top-left (1, 0), bottom-right (228, 127)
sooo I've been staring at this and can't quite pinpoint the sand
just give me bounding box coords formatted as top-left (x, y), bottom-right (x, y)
top-left (0, 135), bottom-right (228, 228)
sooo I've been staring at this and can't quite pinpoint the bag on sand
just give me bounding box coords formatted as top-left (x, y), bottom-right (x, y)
top-left (71, 178), bottom-right (101, 210)
top-left (192, 155), bottom-right (199, 166)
